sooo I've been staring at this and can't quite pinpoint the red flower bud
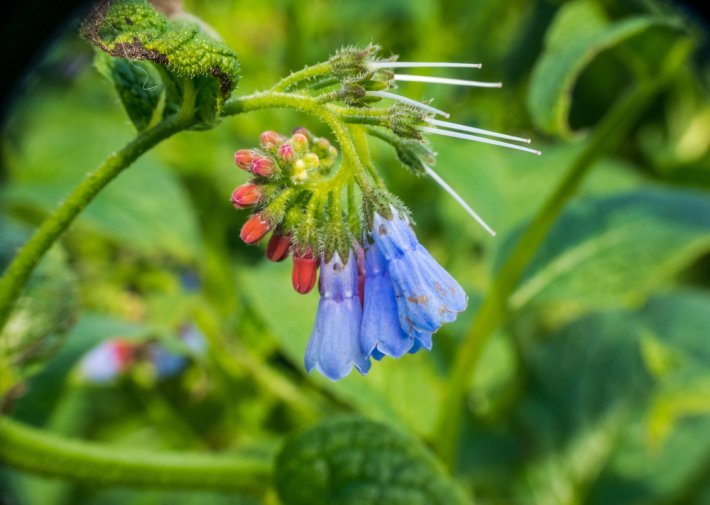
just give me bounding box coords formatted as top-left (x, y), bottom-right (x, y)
top-left (251, 156), bottom-right (275, 177)
top-left (240, 213), bottom-right (271, 244)
top-left (292, 252), bottom-right (318, 294)
top-left (278, 143), bottom-right (295, 162)
top-left (266, 232), bottom-right (291, 262)
top-left (234, 149), bottom-right (256, 170)
top-left (230, 183), bottom-right (261, 209)
top-left (112, 340), bottom-right (135, 367)
top-left (260, 130), bottom-right (284, 150)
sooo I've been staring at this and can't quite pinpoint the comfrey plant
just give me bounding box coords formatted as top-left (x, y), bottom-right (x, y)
top-left (0, 0), bottom-right (691, 497)
top-left (0, 0), bottom-right (542, 387)
top-left (229, 45), bottom-right (539, 380)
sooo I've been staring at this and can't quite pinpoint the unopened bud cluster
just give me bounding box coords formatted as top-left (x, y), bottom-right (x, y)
top-left (231, 128), bottom-right (339, 295)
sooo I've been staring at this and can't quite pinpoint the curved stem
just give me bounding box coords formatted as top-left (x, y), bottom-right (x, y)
top-left (270, 62), bottom-right (332, 92)
top-left (0, 416), bottom-right (272, 493)
top-left (0, 118), bottom-right (187, 335)
top-left (349, 125), bottom-right (385, 188)
top-left (434, 39), bottom-right (692, 469)
top-left (224, 92), bottom-right (374, 196)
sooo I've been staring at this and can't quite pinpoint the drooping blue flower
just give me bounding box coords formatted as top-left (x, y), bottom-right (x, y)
top-left (360, 240), bottom-right (416, 358)
top-left (371, 208), bottom-right (467, 337)
top-left (305, 251), bottom-right (371, 380)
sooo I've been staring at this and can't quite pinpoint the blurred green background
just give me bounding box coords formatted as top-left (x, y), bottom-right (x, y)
top-left (1, 0), bottom-right (709, 504)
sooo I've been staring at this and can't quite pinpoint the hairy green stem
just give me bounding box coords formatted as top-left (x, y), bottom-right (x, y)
top-left (0, 118), bottom-right (187, 335)
top-left (0, 416), bottom-right (272, 492)
top-left (225, 92), bottom-right (374, 195)
top-left (435, 39), bottom-right (692, 469)
top-left (270, 62), bottom-right (332, 92)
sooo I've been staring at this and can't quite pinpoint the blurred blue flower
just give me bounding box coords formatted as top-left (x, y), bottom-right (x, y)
top-left (371, 207), bottom-right (467, 337)
top-left (305, 251), bottom-right (371, 381)
top-left (79, 340), bottom-right (134, 384)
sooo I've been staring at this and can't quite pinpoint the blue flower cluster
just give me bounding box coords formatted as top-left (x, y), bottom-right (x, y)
top-left (305, 207), bottom-right (467, 381)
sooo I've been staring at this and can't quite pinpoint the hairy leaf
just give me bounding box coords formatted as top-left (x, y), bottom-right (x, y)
top-left (84, 0), bottom-right (240, 128)
top-left (507, 188), bottom-right (710, 311)
top-left (275, 417), bottom-right (469, 505)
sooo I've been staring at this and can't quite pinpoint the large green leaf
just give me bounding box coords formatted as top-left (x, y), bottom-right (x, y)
top-left (434, 141), bottom-right (642, 231)
top-left (1, 76), bottom-right (201, 262)
top-left (275, 417), bottom-right (469, 505)
top-left (238, 260), bottom-right (444, 436)
top-left (527, 0), bottom-right (678, 136)
top-left (517, 290), bottom-right (710, 505)
top-left (508, 188), bottom-right (710, 311)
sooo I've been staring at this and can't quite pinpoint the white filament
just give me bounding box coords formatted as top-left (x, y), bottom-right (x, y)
top-left (422, 163), bottom-right (496, 236)
top-left (370, 61), bottom-right (482, 70)
top-left (419, 126), bottom-right (542, 155)
top-left (427, 118), bottom-right (531, 144)
top-left (394, 74), bottom-right (502, 88)
top-left (368, 91), bottom-right (450, 118)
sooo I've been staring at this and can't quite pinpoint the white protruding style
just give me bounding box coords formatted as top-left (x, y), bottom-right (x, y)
top-left (369, 61), bottom-right (482, 70)
top-left (426, 118), bottom-right (531, 144)
top-left (368, 91), bottom-right (450, 118)
top-left (393, 74), bottom-right (502, 88)
top-left (422, 163), bottom-right (496, 236)
top-left (419, 126), bottom-right (542, 155)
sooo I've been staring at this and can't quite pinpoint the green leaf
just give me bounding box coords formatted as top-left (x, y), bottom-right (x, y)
top-left (508, 188), bottom-right (710, 312)
top-left (94, 52), bottom-right (178, 131)
top-left (83, 0), bottom-right (240, 128)
top-left (0, 219), bottom-right (78, 375)
top-left (275, 416), bottom-right (470, 505)
top-left (1, 75), bottom-right (201, 262)
top-left (527, 0), bottom-right (677, 136)
top-left (238, 261), bottom-right (443, 436)
top-left (518, 290), bottom-right (710, 505)
top-left (432, 141), bottom-right (643, 249)
top-left (585, 291), bottom-right (710, 505)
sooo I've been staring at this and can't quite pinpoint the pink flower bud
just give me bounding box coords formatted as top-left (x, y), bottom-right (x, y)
top-left (260, 130), bottom-right (284, 150)
top-left (266, 232), bottom-right (291, 262)
top-left (240, 213), bottom-right (271, 244)
top-left (278, 143), bottom-right (295, 162)
top-left (292, 126), bottom-right (311, 138)
top-left (290, 133), bottom-right (309, 152)
top-left (292, 252), bottom-right (318, 294)
top-left (234, 149), bottom-right (256, 170)
top-left (230, 183), bottom-right (261, 209)
top-left (251, 156), bottom-right (275, 177)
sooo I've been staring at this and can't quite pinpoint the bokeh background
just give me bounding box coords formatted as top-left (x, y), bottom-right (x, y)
top-left (1, 0), bottom-right (709, 504)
